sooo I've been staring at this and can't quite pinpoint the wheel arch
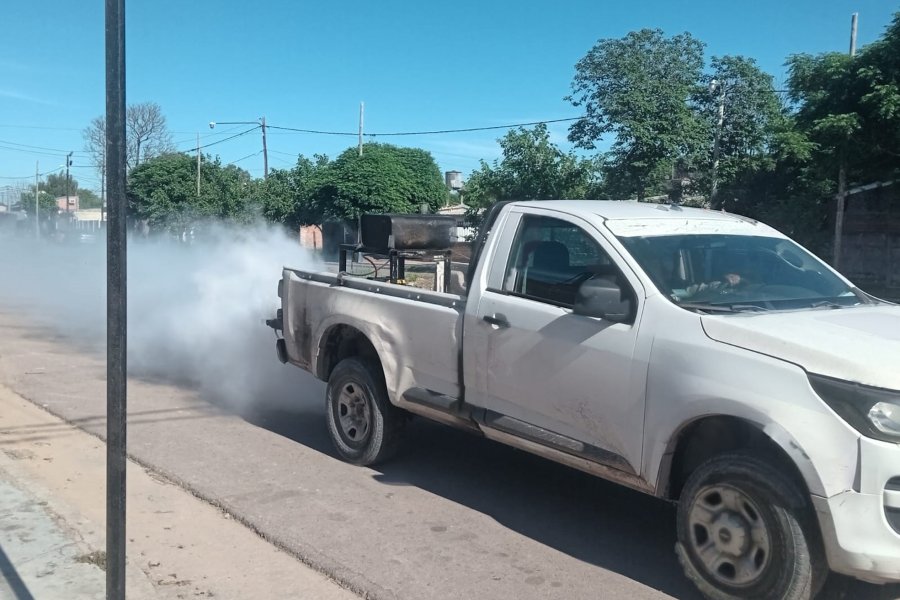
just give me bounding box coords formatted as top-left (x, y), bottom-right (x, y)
top-left (316, 323), bottom-right (384, 384)
top-left (659, 414), bottom-right (827, 502)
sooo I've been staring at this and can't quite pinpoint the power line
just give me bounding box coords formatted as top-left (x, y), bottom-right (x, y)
top-left (172, 124), bottom-right (248, 147)
top-left (0, 166), bottom-right (65, 180)
top-left (371, 117), bottom-right (582, 136)
top-left (226, 150), bottom-right (262, 165)
top-left (266, 125), bottom-right (357, 137)
top-left (0, 144), bottom-right (79, 158)
top-left (0, 124), bottom-right (82, 131)
top-left (0, 139), bottom-right (90, 155)
top-left (196, 126), bottom-right (260, 151)
top-left (266, 116), bottom-right (582, 138)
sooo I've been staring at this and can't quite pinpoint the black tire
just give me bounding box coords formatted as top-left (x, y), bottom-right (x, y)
top-left (325, 358), bottom-right (404, 466)
top-left (675, 452), bottom-right (826, 600)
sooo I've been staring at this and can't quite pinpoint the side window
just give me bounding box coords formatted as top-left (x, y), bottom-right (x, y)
top-left (502, 215), bottom-right (615, 307)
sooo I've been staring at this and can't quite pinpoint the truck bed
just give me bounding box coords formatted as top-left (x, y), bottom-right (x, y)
top-left (279, 268), bottom-right (466, 410)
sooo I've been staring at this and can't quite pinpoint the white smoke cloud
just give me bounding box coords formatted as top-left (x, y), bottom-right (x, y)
top-left (0, 222), bottom-right (324, 411)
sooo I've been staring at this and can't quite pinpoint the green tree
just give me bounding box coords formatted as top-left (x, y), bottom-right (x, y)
top-left (787, 12), bottom-right (900, 191)
top-left (78, 189), bottom-right (102, 209)
top-left (694, 55), bottom-right (783, 205)
top-left (15, 173), bottom-right (100, 212)
top-left (305, 143), bottom-right (448, 224)
top-left (258, 154), bottom-right (330, 229)
top-left (127, 153), bottom-right (255, 233)
top-left (464, 124), bottom-right (597, 208)
top-left (41, 173), bottom-right (78, 199)
top-left (16, 189), bottom-right (57, 217)
top-left (567, 28), bottom-right (706, 199)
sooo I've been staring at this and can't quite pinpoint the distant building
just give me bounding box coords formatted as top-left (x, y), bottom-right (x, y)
top-left (72, 208), bottom-right (105, 231)
top-left (55, 195), bottom-right (79, 212)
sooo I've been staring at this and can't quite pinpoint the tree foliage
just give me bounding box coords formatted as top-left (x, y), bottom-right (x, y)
top-left (257, 154), bottom-right (330, 229)
top-left (15, 189), bottom-right (57, 218)
top-left (567, 29), bottom-right (706, 199)
top-left (261, 144), bottom-right (448, 228)
top-left (312, 144), bottom-right (447, 222)
top-left (464, 124), bottom-right (597, 208)
top-left (14, 173), bottom-right (100, 214)
top-left (787, 14), bottom-right (900, 188)
top-left (694, 55), bottom-right (783, 203)
top-left (127, 153), bottom-right (255, 233)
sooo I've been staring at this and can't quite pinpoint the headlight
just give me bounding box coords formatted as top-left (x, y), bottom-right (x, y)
top-left (809, 374), bottom-right (900, 443)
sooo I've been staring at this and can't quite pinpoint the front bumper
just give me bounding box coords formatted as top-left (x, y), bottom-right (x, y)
top-left (812, 438), bottom-right (900, 584)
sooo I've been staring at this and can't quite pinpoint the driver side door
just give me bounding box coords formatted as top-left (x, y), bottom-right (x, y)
top-left (469, 211), bottom-right (646, 474)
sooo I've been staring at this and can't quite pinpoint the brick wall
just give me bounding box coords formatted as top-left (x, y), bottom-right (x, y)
top-left (298, 225), bottom-right (322, 250)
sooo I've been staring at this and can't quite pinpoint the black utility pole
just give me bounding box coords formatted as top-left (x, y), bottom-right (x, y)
top-left (105, 0), bottom-right (127, 598)
top-left (261, 116), bottom-right (268, 179)
top-left (65, 151), bottom-right (73, 213)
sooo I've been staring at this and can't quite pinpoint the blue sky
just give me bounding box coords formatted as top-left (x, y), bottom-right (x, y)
top-left (0, 0), bottom-right (896, 196)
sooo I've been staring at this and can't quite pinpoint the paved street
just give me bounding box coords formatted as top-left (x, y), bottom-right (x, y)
top-left (0, 308), bottom-right (896, 600)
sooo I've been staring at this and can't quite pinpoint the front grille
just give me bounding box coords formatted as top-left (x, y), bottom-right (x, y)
top-left (886, 477), bottom-right (900, 535)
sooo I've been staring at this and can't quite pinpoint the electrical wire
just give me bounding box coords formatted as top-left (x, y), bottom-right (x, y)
top-left (0, 124), bottom-right (82, 131)
top-left (226, 150), bottom-right (262, 165)
top-left (0, 144), bottom-right (79, 158)
top-left (0, 139), bottom-right (89, 155)
top-left (266, 116), bottom-right (582, 138)
top-left (0, 166), bottom-right (65, 179)
top-left (196, 126), bottom-right (260, 151)
top-left (172, 124), bottom-right (248, 148)
top-left (369, 117), bottom-right (583, 137)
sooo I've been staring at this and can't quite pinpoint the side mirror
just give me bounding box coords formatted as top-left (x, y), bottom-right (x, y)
top-left (574, 277), bottom-right (634, 323)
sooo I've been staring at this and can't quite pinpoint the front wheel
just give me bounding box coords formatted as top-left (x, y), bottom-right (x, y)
top-left (325, 358), bottom-right (404, 466)
top-left (676, 453), bottom-right (826, 600)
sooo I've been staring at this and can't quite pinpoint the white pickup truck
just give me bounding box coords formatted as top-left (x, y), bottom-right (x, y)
top-left (269, 200), bottom-right (900, 599)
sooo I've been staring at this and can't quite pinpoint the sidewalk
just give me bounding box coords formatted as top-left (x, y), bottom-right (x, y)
top-left (0, 385), bottom-right (359, 600)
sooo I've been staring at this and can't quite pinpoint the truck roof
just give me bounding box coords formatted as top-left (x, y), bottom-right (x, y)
top-left (508, 200), bottom-right (751, 223)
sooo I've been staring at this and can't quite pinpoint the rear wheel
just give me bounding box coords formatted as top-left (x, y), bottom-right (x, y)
top-left (676, 453), bottom-right (825, 600)
top-left (325, 358), bottom-right (403, 466)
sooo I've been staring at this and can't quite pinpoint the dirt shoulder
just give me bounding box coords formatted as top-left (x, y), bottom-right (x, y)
top-left (0, 385), bottom-right (359, 600)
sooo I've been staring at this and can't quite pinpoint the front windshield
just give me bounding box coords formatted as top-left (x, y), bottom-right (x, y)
top-left (617, 233), bottom-right (868, 311)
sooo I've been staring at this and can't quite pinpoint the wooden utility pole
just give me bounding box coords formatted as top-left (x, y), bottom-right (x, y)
top-left (65, 151), bottom-right (73, 213)
top-left (260, 116), bottom-right (268, 179)
top-left (34, 162), bottom-right (40, 240)
top-left (833, 12), bottom-right (858, 269)
top-left (196, 132), bottom-right (201, 196)
top-left (359, 101), bottom-right (364, 157)
top-left (710, 82), bottom-right (726, 206)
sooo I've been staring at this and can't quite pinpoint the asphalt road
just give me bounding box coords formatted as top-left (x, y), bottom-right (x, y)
top-left (0, 310), bottom-right (896, 600)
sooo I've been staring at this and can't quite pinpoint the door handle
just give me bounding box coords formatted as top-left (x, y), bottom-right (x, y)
top-left (482, 313), bottom-right (510, 328)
